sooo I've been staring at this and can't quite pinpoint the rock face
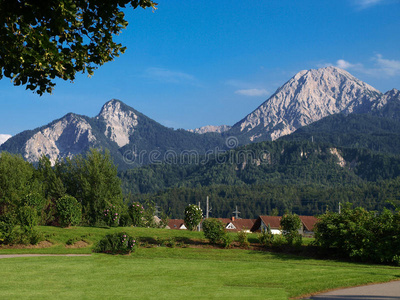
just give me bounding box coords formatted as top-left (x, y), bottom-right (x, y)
top-left (23, 114), bottom-right (97, 164)
top-left (1, 67), bottom-right (397, 168)
top-left (0, 99), bottom-right (227, 168)
top-left (188, 125), bottom-right (231, 134)
top-left (372, 88), bottom-right (400, 110)
top-left (230, 66), bottom-right (382, 142)
top-left (97, 100), bottom-right (138, 147)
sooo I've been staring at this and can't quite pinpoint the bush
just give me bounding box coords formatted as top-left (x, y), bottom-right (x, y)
top-left (103, 205), bottom-right (120, 227)
top-left (258, 225), bottom-right (274, 247)
top-left (18, 205), bottom-right (38, 230)
top-left (280, 213), bottom-right (302, 245)
top-left (119, 212), bottom-right (132, 227)
top-left (315, 205), bottom-right (400, 264)
top-left (271, 234), bottom-right (286, 247)
top-left (237, 230), bottom-right (250, 248)
top-left (202, 218), bottom-right (226, 244)
top-left (184, 204), bottom-right (202, 231)
top-left (22, 192), bottom-right (47, 224)
top-left (0, 212), bottom-right (16, 244)
top-left (222, 233), bottom-right (233, 249)
top-left (128, 202), bottom-right (144, 227)
top-left (94, 232), bottom-right (137, 255)
top-left (56, 195), bottom-right (82, 227)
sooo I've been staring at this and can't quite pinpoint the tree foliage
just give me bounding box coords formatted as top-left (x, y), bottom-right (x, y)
top-left (0, 152), bottom-right (38, 213)
top-left (280, 213), bottom-right (302, 245)
top-left (202, 218), bottom-right (226, 244)
top-left (314, 204), bottom-right (400, 264)
top-left (0, 0), bottom-right (157, 95)
top-left (184, 204), bottom-right (202, 231)
top-left (58, 148), bottom-right (124, 225)
top-left (56, 195), bottom-right (82, 227)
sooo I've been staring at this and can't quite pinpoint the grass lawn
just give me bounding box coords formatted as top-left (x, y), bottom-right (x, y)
top-left (1, 226), bottom-right (399, 299)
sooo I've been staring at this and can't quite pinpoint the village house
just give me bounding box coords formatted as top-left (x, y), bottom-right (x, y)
top-left (251, 215), bottom-right (318, 236)
top-left (298, 215), bottom-right (318, 237)
top-left (166, 219), bottom-right (187, 230)
top-left (251, 216), bottom-right (282, 234)
top-left (221, 217), bottom-right (256, 232)
top-left (167, 215), bottom-right (318, 236)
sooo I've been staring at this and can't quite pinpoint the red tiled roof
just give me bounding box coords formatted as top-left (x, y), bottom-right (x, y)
top-left (216, 218), bottom-right (232, 225)
top-left (299, 216), bottom-right (318, 231)
top-left (168, 219), bottom-right (185, 229)
top-left (231, 219), bottom-right (256, 231)
top-left (259, 216), bottom-right (282, 229)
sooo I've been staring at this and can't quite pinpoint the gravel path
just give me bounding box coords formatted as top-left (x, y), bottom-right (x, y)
top-left (0, 254), bottom-right (91, 259)
top-left (305, 280), bottom-right (400, 300)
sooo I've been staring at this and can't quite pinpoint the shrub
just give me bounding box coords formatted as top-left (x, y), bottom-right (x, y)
top-left (202, 218), bottom-right (226, 244)
top-left (222, 233), bottom-right (233, 248)
top-left (103, 205), bottom-right (120, 227)
top-left (258, 225), bottom-right (274, 247)
top-left (271, 234), bottom-right (286, 247)
top-left (18, 205), bottom-right (38, 230)
top-left (237, 230), bottom-right (250, 248)
top-left (0, 212), bottom-right (16, 244)
top-left (94, 232), bottom-right (137, 255)
top-left (184, 204), bottom-right (202, 231)
top-left (128, 202), bottom-right (144, 226)
top-left (315, 205), bottom-right (400, 264)
top-left (22, 192), bottom-right (47, 224)
top-left (56, 195), bottom-right (82, 227)
top-left (119, 212), bottom-right (132, 227)
top-left (280, 213), bottom-right (302, 245)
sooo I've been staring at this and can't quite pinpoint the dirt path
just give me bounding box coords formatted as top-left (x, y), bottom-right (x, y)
top-left (305, 280), bottom-right (400, 299)
top-left (0, 254), bottom-right (91, 259)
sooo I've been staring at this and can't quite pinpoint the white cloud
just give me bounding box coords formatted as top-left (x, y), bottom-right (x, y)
top-left (321, 54), bottom-right (400, 78)
top-left (373, 54), bottom-right (400, 76)
top-left (235, 88), bottom-right (269, 97)
top-left (0, 134), bottom-right (12, 146)
top-left (144, 67), bottom-right (197, 84)
top-left (336, 59), bottom-right (355, 69)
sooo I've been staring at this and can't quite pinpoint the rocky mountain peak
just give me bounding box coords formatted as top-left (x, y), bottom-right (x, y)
top-left (23, 113), bottom-right (96, 164)
top-left (96, 99), bottom-right (138, 147)
top-left (231, 66), bottom-right (382, 142)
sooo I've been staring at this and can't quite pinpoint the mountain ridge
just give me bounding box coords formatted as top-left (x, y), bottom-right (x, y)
top-left (227, 66), bottom-right (383, 143)
top-left (1, 67), bottom-right (398, 168)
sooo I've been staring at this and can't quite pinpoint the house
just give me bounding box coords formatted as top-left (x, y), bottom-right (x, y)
top-left (251, 216), bottom-right (282, 234)
top-left (215, 218), bottom-right (256, 232)
top-left (226, 217), bottom-right (256, 232)
top-left (166, 219), bottom-right (187, 230)
top-left (251, 215), bottom-right (319, 236)
top-left (298, 216), bottom-right (318, 237)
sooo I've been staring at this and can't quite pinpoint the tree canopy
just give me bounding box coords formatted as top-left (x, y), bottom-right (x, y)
top-left (0, 0), bottom-right (157, 95)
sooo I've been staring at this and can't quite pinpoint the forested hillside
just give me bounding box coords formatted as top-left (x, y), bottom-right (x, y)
top-left (120, 140), bottom-right (400, 218)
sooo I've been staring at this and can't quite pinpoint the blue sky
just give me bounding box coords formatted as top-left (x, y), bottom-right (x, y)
top-left (1, 0), bottom-right (399, 139)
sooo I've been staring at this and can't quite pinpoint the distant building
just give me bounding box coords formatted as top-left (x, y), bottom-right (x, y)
top-left (251, 215), bottom-right (318, 236)
top-left (166, 219), bottom-right (187, 230)
top-left (251, 216), bottom-right (282, 234)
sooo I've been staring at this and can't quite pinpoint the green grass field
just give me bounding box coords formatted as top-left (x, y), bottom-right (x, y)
top-left (1, 226), bottom-right (399, 299)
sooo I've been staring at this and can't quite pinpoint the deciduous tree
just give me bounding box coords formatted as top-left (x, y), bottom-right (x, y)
top-left (0, 0), bottom-right (157, 95)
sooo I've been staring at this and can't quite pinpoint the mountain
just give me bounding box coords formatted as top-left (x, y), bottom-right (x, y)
top-left (1, 67), bottom-right (398, 168)
top-left (228, 66), bottom-right (382, 143)
top-left (0, 100), bottom-right (226, 169)
top-left (188, 125), bottom-right (231, 134)
top-left (280, 88), bottom-right (400, 154)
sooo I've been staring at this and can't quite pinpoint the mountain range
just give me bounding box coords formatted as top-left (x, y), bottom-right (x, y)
top-left (1, 66), bottom-right (399, 169)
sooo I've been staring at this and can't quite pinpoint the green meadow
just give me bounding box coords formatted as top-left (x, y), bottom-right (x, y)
top-left (1, 226), bottom-right (399, 299)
